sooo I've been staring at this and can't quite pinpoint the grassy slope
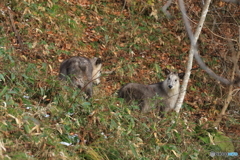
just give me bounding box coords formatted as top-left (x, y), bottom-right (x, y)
top-left (0, 0), bottom-right (239, 159)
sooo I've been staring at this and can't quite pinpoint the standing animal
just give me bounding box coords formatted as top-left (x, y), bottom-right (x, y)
top-left (118, 69), bottom-right (185, 114)
top-left (59, 56), bottom-right (102, 98)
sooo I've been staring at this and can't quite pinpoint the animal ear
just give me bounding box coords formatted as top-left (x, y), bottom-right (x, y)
top-left (90, 57), bottom-right (102, 66)
top-left (95, 58), bottom-right (102, 65)
top-left (164, 68), bottom-right (171, 75)
top-left (178, 73), bottom-right (185, 79)
top-left (234, 76), bottom-right (240, 87)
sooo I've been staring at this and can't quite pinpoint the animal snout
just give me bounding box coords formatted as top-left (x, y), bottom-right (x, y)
top-left (94, 79), bottom-right (101, 85)
top-left (168, 85), bottom-right (173, 89)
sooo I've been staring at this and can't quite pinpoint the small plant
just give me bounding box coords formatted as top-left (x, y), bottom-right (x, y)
top-left (0, 0), bottom-right (239, 159)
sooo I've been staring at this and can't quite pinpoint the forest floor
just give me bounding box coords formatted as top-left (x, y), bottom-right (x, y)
top-left (0, 0), bottom-right (240, 159)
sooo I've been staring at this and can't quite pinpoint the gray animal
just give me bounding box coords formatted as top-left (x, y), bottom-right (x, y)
top-left (59, 56), bottom-right (102, 98)
top-left (118, 69), bottom-right (184, 114)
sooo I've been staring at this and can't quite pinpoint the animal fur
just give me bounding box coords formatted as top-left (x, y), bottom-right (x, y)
top-left (59, 56), bottom-right (102, 98)
top-left (118, 69), bottom-right (184, 114)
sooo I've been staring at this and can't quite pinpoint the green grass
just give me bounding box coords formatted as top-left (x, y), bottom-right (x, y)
top-left (0, 63), bottom-right (235, 159)
top-left (0, 0), bottom-right (239, 159)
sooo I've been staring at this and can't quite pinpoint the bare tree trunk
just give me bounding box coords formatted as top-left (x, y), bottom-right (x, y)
top-left (177, 1), bottom-right (239, 87)
top-left (174, 0), bottom-right (212, 112)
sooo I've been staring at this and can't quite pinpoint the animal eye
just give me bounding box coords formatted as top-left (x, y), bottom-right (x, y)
top-left (175, 79), bottom-right (177, 82)
top-left (168, 78), bottom-right (170, 80)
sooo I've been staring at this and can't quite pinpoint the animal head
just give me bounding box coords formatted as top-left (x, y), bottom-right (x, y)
top-left (90, 57), bottom-right (102, 85)
top-left (164, 69), bottom-right (185, 90)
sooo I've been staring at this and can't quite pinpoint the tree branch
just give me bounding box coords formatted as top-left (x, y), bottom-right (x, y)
top-left (161, 0), bottom-right (173, 18)
top-left (175, 0), bottom-right (212, 112)
top-left (221, 0), bottom-right (240, 4)
top-left (213, 27), bottom-right (240, 127)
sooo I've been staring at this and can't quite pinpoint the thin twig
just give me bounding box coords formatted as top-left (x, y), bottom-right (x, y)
top-left (213, 26), bottom-right (240, 127)
top-left (161, 0), bottom-right (173, 18)
top-left (7, 8), bottom-right (23, 50)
